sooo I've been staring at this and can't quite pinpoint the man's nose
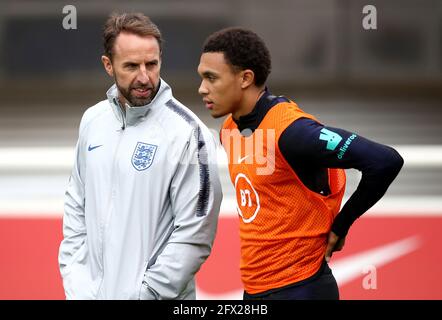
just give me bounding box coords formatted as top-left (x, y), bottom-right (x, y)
top-left (137, 66), bottom-right (150, 84)
top-left (198, 81), bottom-right (208, 95)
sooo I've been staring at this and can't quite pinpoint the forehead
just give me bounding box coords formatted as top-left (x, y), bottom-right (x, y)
top-left (198, 52), bottom-right (235, 75)
top-left (113, 32), bottom-right (160, 61)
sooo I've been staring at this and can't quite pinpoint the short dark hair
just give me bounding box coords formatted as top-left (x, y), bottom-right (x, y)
top-left (202, 27), bottom-right (271, 86)
top-left (103, 12), bottom-right (162, 59)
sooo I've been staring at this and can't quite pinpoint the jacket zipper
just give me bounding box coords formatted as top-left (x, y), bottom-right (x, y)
top-left (97, 102), bottom-right (126, 296)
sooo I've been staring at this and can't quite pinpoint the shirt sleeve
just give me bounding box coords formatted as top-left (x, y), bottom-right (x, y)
top-left (58, 130), bottom-right (87, 300)
top-left (141, 125), bottom-right (223, 299)
top-left (279, 118), bottom-right (404, 237)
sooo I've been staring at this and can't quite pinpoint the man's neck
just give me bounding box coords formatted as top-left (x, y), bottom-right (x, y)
top-left (117, 95), bottom-right (127, 114)
top-left (232, 86), bottom-right (266, 120)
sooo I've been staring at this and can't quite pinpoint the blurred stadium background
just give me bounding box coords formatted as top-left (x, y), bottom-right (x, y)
top-left (0, 0), bottom-right (441, 299)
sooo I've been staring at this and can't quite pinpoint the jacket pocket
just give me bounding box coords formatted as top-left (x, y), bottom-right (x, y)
top-left (139, 280), bottom-right (157, 300)
top-left (61, 242), bottom-right (87, 278)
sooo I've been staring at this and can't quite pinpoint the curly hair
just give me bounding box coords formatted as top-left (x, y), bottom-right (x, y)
top-left (202, 27), bottom-right (271, 86)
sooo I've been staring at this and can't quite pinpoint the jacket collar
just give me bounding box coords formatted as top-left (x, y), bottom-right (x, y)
top-left (106, 78), bottom-right (172, 128)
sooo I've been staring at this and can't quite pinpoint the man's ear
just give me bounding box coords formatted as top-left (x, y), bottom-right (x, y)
top-left (101, 55), bottom-right (114, 77)
top-left (240, 69), bottom-right (255, 89)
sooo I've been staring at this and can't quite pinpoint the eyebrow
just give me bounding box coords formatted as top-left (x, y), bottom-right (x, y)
top-left (122, 61), bottom-right (137, 67)
top-left (122, 60), bottom-right (159, 67)
top-left (201, 71), bottom-right (217, 78)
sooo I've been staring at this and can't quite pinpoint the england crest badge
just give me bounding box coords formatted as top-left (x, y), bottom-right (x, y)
top-left (131, 142), bottom-right (158, 171)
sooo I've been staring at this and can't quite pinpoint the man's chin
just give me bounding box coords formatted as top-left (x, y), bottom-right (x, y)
top-left (128, 97), bottom-right (152, 107)
top-left (211, 111), bottom-right (225, 119)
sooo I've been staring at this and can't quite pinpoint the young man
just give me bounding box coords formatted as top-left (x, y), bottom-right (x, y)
top-left (58, 13), bottom-right (222, 299)
top-left (197, 27), bottom-right (403, 300)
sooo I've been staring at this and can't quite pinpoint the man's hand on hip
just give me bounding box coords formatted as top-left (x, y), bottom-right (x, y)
top-left (325, 231), bottom-right (345, 262)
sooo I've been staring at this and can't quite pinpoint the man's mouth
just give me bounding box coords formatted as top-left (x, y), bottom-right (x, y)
top-left (203, 99), bottom-right (214, 110)
top-left (132, 87), bottom-right (152, 98)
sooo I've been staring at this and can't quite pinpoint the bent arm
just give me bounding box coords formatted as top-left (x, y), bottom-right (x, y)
top-left (142, 126), bottom-right (222, 299)
top-left (279, 118), bottom-right (404, 237)
top-left (329, 134), bottom-right (404, 237)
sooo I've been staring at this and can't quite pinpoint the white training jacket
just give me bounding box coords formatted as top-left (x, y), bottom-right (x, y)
top-left (58, 79), bottom-right (222, 299)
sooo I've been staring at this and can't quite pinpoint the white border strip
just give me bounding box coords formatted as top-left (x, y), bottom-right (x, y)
top-left (0, 199), bottom-right (64, 218)
top-left (0, 147), bottom-right (74, 170)
top-left (0, 145), bottom-right (441, 170)
top-left (397, 145), bottom-right (442, 168)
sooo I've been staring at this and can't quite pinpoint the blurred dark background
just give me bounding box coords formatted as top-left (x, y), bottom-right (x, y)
top-left (0, 0), bottom-right (441, 145)
top-left (0, 0), bottom-right (441, 299)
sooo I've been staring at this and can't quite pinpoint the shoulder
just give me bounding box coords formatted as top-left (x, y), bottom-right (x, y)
top-left (279, 118), bottom-right (324, 152)
top-left (79, 100), bottom-right (111, 134)
top-left (221, 115), bottom-right (235, 130)
top-left (163, 99), bottom-right (199, 127)
top-left (159, 98), bottom-right (216, 144)
top-left (266, 100), bottom-right (319, 128)
top-left (219, 115), bottom-right (236, 144)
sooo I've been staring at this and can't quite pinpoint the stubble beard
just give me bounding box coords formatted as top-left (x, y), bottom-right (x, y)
top-left (115, 76), bottom-right (157, 107)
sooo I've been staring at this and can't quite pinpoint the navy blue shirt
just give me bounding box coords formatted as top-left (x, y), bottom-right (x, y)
top-left (232, 90), bottom-right (403, 238)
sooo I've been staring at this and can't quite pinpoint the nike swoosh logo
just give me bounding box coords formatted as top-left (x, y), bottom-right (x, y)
top-left (195, 235), bottom-right (421, 299)
top-left (88, 144), bottom-right (103, 151)
top-left (238, 155), bottom-right (251, 164)
top-left (330, 235), bottom-right (421, 286)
